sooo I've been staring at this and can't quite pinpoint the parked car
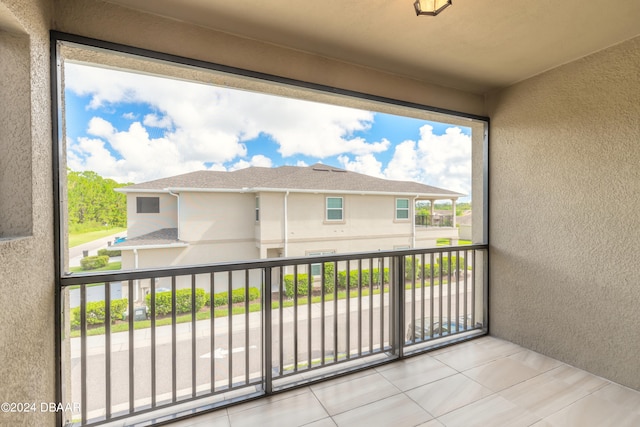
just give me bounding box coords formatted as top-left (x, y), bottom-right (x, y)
top-left (406, 315), bottom-right (474, 340)
top-left (114, 236), bottom-right (127, 244)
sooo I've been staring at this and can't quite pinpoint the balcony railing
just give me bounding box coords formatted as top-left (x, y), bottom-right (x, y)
top-left (415, 214), bottom-right (454, 227)
top-left (59, 245), bottom-right (488, 426)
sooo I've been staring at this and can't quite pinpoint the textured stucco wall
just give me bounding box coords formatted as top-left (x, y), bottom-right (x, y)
top-left (52, 0), bottom-right (484, 117)
top-left (487, 36), bottom-right (640, 390)
top-left (0, 30), bottom-right (31, 238)
top-left (0, 1), bottom-right (55, 426)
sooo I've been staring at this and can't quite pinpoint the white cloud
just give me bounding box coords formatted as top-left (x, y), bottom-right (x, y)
top-left (338, 125), bottom-right (472, 196)
top-left (229, 154), bottom-right (273, 171)
top-left (337, 153), bottom-right (384, 178)
top-left (122, 112), bottom-right (137, 120)
top-left (143, 113), bottom-right (173, 129)
top-left (64, 63), bottom-right (387, 182)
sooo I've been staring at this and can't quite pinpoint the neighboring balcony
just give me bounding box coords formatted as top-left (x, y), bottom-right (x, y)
top-left (415, 214), bottom-right (454, 228)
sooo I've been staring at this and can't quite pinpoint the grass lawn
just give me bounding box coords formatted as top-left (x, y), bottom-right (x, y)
top-left (69, 227), bottom-right (126, 248)
top-left (69, 261), bottom-right (122, 273)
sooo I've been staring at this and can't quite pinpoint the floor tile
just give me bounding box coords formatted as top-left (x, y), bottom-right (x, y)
top-left (226, 387), bottom-right (310, 415)
top-left (438, 394), bottom-right (540, 427)
top-left (507, 349), bottom-right (563, 373)
top-left (415, 420), bottom-right (445, 427)
top-left (463, 357), bottom-right (542, 392)
top-left (228, 390), bottom-right (328, 427)
top-left (433, 337), bottom-right (522, 371)
top-left (167, 411), bottom-right (230, 427)
top-left (544, 394), bottom-right (640, 427)
top-left (301, 417), bottom-right (337, 427)
top-left (311, 372), bottom-right (400, 415)
top-left (499, 371), bottom-right (594, 419)
top-left (406, 373), bottom-right (493, 418)
top-left (376, 355), bottom-right (457, 391)
top-left (543, 364), bottom-right (609, 394)
top-left (591, 383), bottom-right (640, 414)
top-left (332, 393), bottom-right (432, 427)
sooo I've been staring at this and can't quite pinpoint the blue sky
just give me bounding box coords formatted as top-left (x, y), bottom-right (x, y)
top-left (64, 62), bottom-right (473, 197)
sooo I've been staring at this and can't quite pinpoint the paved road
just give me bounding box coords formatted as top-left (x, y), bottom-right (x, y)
top-left (68, 280), bottom-right (480, 418)
top-left (68, 232), bottom-right (124, 267)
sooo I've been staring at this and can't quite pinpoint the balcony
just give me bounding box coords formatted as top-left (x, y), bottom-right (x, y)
top-left (61, 246), bottom-right (488, 426)
top-left (60, 243), bottom-right (640, 427)
top-left (415, 214), bottom-right (454, 228)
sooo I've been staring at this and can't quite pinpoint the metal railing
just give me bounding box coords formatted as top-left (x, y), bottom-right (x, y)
top-left (59, 245), bottom-right (487, 426)
top-left (414, 214), bottom-right (454, 227)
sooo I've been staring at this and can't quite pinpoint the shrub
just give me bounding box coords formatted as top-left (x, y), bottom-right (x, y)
top-left (208, 287), bottom-right (261, 307)
top-left (71, 298), bottom-right (128, 329)
top-left (284, 274), bottom-right (309, 298)
top-left (337, 270), bottom-right (362, 289)
top-left (80, 255), bottom-right (109, 270)
top-left (145, 288), bottom-right (206, 317)
top-left (98, 248), bottom-right (122, 257)
top-left (322, 262), bottom-right (335, 294)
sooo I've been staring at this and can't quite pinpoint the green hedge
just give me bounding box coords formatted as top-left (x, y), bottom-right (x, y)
top-left (98, 248), bottom-right (122, 257)
top-left (71, 298), bottom-right (128, 329)
top-left (284, 274), bottom-right (310, 298)
top-left (145, 288), bottom-right (206, 316)
top-left (404, 256), bottom-right (471, 280)
top-left (207, 287), bottom-right (261, 307)
top-left (80, 255), bottom-right (109, 270)
top-left (337, 268), bottom-right (390, 289)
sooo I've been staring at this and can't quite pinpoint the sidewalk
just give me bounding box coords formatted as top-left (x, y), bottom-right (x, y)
top-left (70, 277), bottom-right (475, 358)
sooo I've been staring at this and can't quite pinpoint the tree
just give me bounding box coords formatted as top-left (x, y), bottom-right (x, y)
top-left (67, 170), bottom-right (130, 229)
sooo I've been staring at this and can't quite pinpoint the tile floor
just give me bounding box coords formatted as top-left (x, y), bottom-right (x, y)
top-left (165, 336), bottom-right (640, 427)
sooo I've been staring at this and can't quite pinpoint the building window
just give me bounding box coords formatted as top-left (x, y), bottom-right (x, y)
top-left (326, 197), bottom-right (343, 221)
top-left (136, 197), bottom-right (160, 214)
top-left (255, 196), bottom-right (260, 222)
top-left (396, 198), bottom-right (410, 220)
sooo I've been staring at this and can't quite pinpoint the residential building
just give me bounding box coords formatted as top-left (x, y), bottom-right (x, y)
top-left (115, 164), bottom-right (462, 268)
top-left (1, 1), bottom-right (639, 426)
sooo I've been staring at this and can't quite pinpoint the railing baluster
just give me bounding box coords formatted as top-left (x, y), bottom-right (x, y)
top-left (227, 271), bottom-right (232, 390)
top-left (463, 250), bottom-right (468, 330)
top-left (172, 276), bottom-right (177, 402)
top-left (429, 253), bottom-right (434, 340)
top-left (368, 258), bottom-right (373, 354)
top-left (210, 272), bottom-right (215, 393)
top-left (278, 266), bottom-right (284, 376)
top-left (150, 278), bottom-right (156, 408)
top-left (105, 281), bottom-right (111, 420)
top-left (357, 259), bottom-right (362, 357)
top-left (447, 251), bottom-right (452, 334)
top-left (333, 261), bottom-right (338, 363)
top-left (293, 264), bottom-right (298, 373)
top-left (321, 262), bottom-right (325, 366)
top-left (438, 256), bottom-right (443, 339)
top-left (379, 257), bottom-right (384, 350)
top-left (455, 250), bottom-right (460, 332)
top-left (245, 269), bottom-right (250, 384)
top-left (128, 280), bottom-right (134, 414)
top-left (411, 255), bottom-right (416, 344)
top-left (307, 263), bottom-right (312, 370)
top-left (80, 284), bottom-right (87, 425)
top-left (264, 267), bottom-right (273, 394)
top-left (191, 274), bottom-right (197, 397)
top-left (420, 253), bottom-right (425, 342)
top-left (346, 260), bottom-right (351, 360)
top-left (472, 250), bottom-right (476, 328)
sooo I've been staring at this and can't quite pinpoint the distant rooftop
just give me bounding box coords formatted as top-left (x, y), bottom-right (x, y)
top-left (119, 164), bottom-right (463, 198)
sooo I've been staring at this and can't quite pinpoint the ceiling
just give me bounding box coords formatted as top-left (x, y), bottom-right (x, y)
top-left (105, 0), bottom-right (640, 94)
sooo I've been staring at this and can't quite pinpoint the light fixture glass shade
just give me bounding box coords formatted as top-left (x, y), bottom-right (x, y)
top-left (414, 0), bottom-right (452, 16)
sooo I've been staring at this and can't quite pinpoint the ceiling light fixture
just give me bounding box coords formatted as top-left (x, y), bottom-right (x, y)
top-left (414, 0), bottom-right (452, 16)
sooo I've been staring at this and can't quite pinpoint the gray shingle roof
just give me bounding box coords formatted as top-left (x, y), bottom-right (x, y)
top-left (112, 228), bottom-right (183, 248)
top-left (121, 164), bottom-right (463, 197)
